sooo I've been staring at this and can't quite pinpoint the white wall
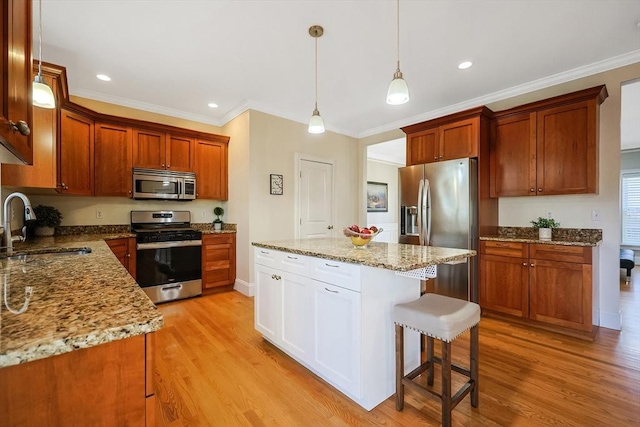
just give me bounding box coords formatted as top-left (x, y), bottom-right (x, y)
top-left (366, 159), bottom-right (399, 243)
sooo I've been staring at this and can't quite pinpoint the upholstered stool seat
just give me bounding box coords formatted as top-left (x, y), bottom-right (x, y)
top-left (394, 293), bottom-right (480, 427)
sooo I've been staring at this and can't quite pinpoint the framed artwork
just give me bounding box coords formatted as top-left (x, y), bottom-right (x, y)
top-left (367, 181), bottom-right (388, 212)
top-left (270, 174), bottom-right (283, 195)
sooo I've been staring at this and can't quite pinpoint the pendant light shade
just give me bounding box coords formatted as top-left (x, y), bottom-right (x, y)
top-left (308, 25), bottom-right (325, 134)
top-left (33, 0), bottom-right (55, 109)
top-left (387, 0), bottom-right (409, 105)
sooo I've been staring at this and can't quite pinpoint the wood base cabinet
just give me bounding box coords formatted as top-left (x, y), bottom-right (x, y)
top-left (202, 233), bottom-right (236, 293)
top-left (0, 333), bottom-right (156, 427)
top-left (107, 237), bottom-right (137, 278)
top-left (479, 241), bottom-right (595, 334)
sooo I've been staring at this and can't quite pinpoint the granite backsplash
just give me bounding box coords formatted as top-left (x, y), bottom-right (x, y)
top-left (496, 226), bottom-right (602, 244)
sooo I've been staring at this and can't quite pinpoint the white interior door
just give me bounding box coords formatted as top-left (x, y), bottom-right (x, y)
top-left (299, 159), bottom-right (334, 238)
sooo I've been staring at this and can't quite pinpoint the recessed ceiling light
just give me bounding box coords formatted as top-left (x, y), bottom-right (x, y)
top-left (458, 61), bottom-right (473, 70)
top-left (96, 74), bottom-right (111, 81)
top-left (208, 103), bottom-right (218, 108)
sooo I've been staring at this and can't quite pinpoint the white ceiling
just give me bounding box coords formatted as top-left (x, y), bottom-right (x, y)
top-left (36, 0), bottom-right (640, 138)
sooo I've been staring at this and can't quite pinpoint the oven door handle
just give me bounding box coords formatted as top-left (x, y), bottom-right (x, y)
top-left (137, 240), bottom-right (202, 250)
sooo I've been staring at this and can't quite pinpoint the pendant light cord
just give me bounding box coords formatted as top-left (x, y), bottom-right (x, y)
top-left (37, 0), bottom-right (43, 77)
top-left (396, 0), bottom-right (400, 71)
top-left (314, 34), bottom-right (318, 110)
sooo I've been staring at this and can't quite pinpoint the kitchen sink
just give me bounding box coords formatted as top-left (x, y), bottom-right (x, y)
top-left (4, 247), bottom-right (92, 261)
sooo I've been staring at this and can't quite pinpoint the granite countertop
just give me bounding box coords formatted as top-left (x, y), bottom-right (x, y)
top-left (0, 235), bottom-right (163, 368)
top-left (480, 226), bottom-right (603, 247)
top-left (252, 238), bottom-right (475, 272)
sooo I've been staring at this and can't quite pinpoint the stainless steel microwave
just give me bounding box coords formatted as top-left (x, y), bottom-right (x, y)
top-left (132, 168), bottom-right (196, 200)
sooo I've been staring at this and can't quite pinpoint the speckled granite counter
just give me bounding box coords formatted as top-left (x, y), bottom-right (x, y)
top-left (0, 236), bottom-right (163, 368)
top-left (252, 238), bottom-right (475, 271)
top-left (480, 226), bottom-right (602, 247)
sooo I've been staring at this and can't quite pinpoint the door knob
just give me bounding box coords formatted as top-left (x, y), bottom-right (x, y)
top-left (9, 120), bottom-right (31, 136)
top-left (327, 225), bottom-right (333, 230)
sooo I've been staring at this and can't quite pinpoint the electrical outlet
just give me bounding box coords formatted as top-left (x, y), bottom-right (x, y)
top-left (591, 209), bottom-right (601, 221)
top-left (546, 211), bottom-right (553, 219)
top-left (96, 210), bottom-right (103, 219)
top-left (201, 210), bottom-right (206, 218)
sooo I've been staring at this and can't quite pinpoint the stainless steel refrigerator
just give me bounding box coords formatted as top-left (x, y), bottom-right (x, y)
top-left (399, 158), bottom-right (478, 302)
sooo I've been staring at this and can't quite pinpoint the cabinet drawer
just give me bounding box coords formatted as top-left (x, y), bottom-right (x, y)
top-left (311, 258), bottom-right (361, 292)
top-left (203, 233), bottom-right (234, 245)
top-left (480, 240), bottom-right (528, 258)
top-left (254, 249), bottom-right (310, 275)
top-left (530, 244), bottom-right (591, 264)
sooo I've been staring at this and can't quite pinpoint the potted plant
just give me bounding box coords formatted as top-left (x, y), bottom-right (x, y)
top-left (32, 205), bottom-right (63, 236)
top-left (213, 207), bottom-right (224, 230)
top-left (530, 216), bottom-right (560, 241)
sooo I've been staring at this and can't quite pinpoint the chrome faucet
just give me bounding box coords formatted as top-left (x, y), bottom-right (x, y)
top-left (2, 192), bottom-right (36, 253)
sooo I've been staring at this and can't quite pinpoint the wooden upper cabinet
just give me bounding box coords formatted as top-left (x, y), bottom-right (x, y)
top-left (95, 122), bottom-right (133, 197)
top-left (133, 129), bottom-right (166, 169)
top-left (490, 85), bottom-right (607, 197)
top-left (406, 128), bottom-right (438, 165)
top-left (402, 107), bottom-right (489, 166)
top-left (59, 109), bottom-right (94, 195)
top-left (0, 0), bottom-right (34, 164)
top-left (490, 112), bottom-right (537, 197)
top-left (1, 71), bottom-right (59, 188)
top-left (195, 139), bottom-right (228, 200)
top-left (166, 134), bottom-right (194, 172)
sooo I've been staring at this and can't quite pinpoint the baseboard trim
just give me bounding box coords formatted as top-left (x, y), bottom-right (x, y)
top-left (599, 310), bottom-right (622, 331)
top-left (233, 278), bottom-right (254, 297)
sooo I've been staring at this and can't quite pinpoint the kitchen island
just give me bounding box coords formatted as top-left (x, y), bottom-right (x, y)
top-left (0, 236), bottom-right (163, 426)
top-left (252, 238), bottom-right (475, 410)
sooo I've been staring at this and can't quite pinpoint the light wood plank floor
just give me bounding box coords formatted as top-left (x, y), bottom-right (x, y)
top-left (154, 269), bottom-right (640, 426)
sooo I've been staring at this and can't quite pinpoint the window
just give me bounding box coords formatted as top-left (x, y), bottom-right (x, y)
top-left (621, 170), bottom-right (640, 246)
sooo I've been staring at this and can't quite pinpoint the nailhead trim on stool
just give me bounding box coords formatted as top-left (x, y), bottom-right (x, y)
top-left (394, 293), bottom-right (480, 427)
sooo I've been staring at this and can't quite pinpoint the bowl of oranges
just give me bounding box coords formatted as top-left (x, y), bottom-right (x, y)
top-left (342, 225), bottom-right (382, 248)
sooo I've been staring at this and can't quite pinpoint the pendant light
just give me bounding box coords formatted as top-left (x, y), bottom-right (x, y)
top-left (386, 0), bottom-right (409, 105)
top-left (308, 25), bottom-right (325, 134)
top-left (32, 0), bottom-right (55, 109)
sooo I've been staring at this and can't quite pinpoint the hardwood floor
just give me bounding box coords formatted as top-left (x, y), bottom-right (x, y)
top-left (154, 270), bottom-right (640, 426)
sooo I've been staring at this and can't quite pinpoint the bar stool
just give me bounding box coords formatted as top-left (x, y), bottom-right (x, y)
top-left (394, 293), bottom-right (480, 426)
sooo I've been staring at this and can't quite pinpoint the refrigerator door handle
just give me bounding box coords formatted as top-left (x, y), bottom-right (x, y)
top-left (417, 179), bottom-right (424, 245)
top-left (424, 178), bottom-right (431, 246)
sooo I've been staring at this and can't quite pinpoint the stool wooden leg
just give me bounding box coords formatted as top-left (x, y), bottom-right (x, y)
top-left (395, 324), bottom-right (404, 411)
top-left (426, 335), bottom-right (434, 386)
top-left (470, 324), bottom-right (479, 408)
top-left (442, 340), bottom-right (452, 427)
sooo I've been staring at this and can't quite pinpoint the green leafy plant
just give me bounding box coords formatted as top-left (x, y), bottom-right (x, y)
top-left (213, 207), bottom-right (224, 224)
top-left (33, 205), bottom-right (63, 228)
top-left (530, 217), bottom-right (560, 229)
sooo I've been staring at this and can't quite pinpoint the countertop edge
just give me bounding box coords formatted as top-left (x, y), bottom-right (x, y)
top-left (480, 236), bottom-right (601, 247)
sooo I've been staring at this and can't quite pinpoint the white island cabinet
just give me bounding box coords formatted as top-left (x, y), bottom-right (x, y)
top-left (253, 238), bottom-right (476, 411)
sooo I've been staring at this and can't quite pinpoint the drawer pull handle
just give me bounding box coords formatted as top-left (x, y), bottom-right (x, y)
top-left (324, 287), bottom-right (339, 293)
top-left (287, 256), bottom-right (298, 260)
top-left (260, 250), bottom-right (269, 254)
top-left (495, 243), bottom-right (510, 247)
top-left (271, 274), bottom-right (281, 280)
top-left (325, 263), bottom-right (339, 268)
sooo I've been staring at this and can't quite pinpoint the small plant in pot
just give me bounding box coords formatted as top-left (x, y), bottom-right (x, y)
top-left (32, 205), bottom-right (63, 237)
top-left (530, 217), bottom-right (560, 241)
top-left (213, 207), bottom-right (224, 230)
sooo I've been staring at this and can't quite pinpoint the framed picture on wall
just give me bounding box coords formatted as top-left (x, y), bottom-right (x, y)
top-left (270, 174), bottom-right (283, 195)
top-left (367, 181), bottom-right (388, 212)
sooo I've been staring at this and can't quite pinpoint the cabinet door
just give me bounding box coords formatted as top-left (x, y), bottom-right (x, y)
top-left (490, 112), bottom-right (537, 197)
top-left (2, 72), bottom-right (58, 188)
top-left (479, 254), bottom-right (529, 317)
top-left (439, 117), bottom-right (478, 161)
top-left (95, 123), bottom-right (132, 197)
top-left (255, 264), bottom-right (282, 342)
top-left (529, 259), bottom-right (592, 332)
top-left (106, 237), bottom-right (136, 277)
top-left (0, 0), bottom-right (33, 164)
top-left (59, 110), bottom-right (94, 195)
top-left (195, 139), bottom-right (228, 200)
top-left (281, 271), bottom-right (314, 363)
top-left (406, 128), bottom-right (438, 165)
top-left (536, 100), bottom-right (597, 195)
top-left (202, 234), bottom-right (236, 291)
top-left (311, 282), bottom-right (361, 399)
top-left (133, 129), bottom-right (166, 169)
top-left (166, 135), bottom-right (194, 172)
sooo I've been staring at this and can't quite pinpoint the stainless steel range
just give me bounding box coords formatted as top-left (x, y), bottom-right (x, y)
top-left (131, 210), bottom-right (202, 304)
